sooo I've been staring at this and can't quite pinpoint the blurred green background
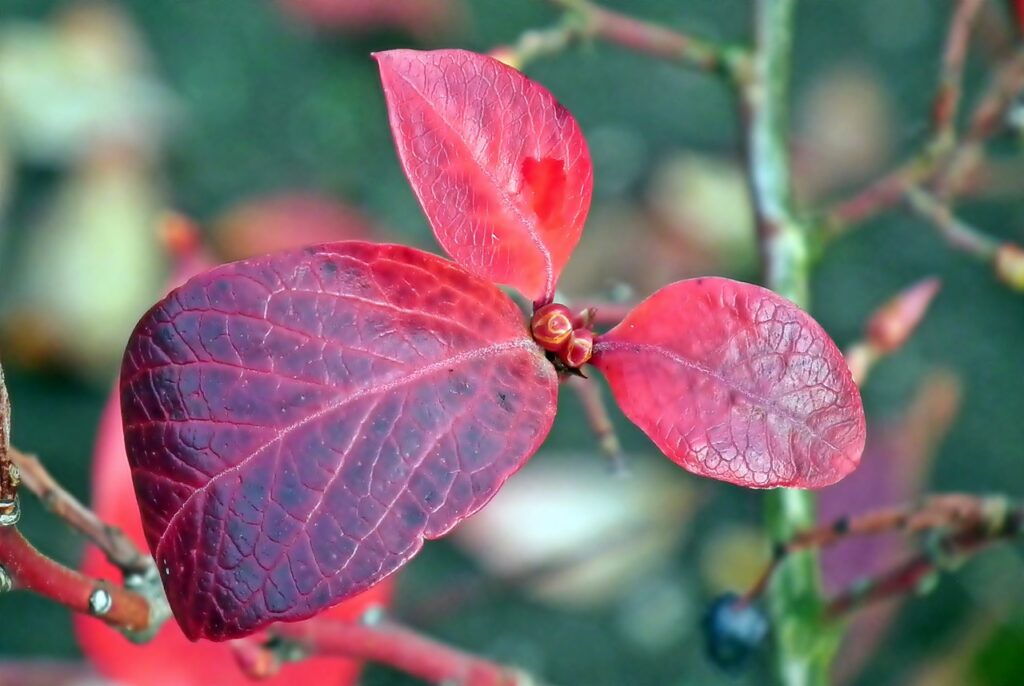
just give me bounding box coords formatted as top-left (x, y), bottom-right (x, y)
top-left (1, 1), bottom-right (1023, 685)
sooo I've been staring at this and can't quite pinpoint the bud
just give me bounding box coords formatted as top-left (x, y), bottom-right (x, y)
top-left (995, 243), bottom-right (1024, 291)
top-left (866, 277), bottom-right (941, 354)
top-left (531, 304), bottom-right (574, 351)
top-left (561, 328), bottom-right (594, 368)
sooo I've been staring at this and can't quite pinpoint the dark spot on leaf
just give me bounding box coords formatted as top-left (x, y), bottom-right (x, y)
top-left (497, 392), bottom-right (513, 412)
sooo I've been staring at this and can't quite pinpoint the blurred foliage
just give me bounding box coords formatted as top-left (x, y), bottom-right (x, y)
top-left (0, 1), bottom-right (1022, 685)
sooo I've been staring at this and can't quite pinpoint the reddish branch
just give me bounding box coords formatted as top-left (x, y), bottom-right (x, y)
top-left (270, 618), bottom-right (525, 686)
top-left (544, 0), bottom-right (736, 74)
top-left (933, 0), bottom-right (985, 137)
top-left (0, 362), bottom-right (16, 523)
top-left (0, 525), bottom-right (151, 632)
top-left (829, 0), bottom-right (987, 227)
top-left (743, 493), bottom-right (1024, 617)
top-left (7, 446), bottom-right (152, 576)
top-left (904, 186), bottom-right (999, 259)
top-left (567, 376), bottom-right (629, 475)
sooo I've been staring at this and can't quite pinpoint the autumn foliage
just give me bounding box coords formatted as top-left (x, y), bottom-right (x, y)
top-left (118, 49), bottom-right (865, 641)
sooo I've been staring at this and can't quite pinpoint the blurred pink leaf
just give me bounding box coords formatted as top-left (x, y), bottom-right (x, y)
top-left (276, 0), bottom-right (464, 39)
top-left (212, 192), bottom-right (379, 262)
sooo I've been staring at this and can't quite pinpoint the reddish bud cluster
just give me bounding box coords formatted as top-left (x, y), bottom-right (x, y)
top-left (531, 304), bottom-right (574, 350)
top-left (530, 303), bottom-right (594, 368)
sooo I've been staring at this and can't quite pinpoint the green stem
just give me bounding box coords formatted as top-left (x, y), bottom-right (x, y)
top-left (743, 1), bottom-right (837, 684)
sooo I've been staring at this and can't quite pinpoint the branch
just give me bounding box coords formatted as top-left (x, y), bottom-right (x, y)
top-left (938, 45), bottom-right (1024, 198)
top-left (742, 493), bottom-right (1023, 621)
top-left (904, 185), bottom-right (999, 259)
top-left (7, 446), bottom-right (152, 577)
top-left (933, 0), bottom-right (986, 139)
top-left (828, 0), bottom-right (987, 228)
top-left (0, 526), bottom-right (151, 632)
top-left (542, 0), bottom-right (743, 76)
top-left (0, 361), bottom-right (16, 526)
top-left (269, 617), bottom-right (529, 686)
top-left (566, 376), bottom-right (629, 476)
top-left (489, 18), bottom-right (587, 71)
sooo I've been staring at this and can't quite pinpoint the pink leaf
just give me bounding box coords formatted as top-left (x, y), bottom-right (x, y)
top-left (375, 49), bottom-right (593, 304)
top-left (590, 278), bottom-right (865, 488)
top-left (120, 241), bottom-right (558, 640)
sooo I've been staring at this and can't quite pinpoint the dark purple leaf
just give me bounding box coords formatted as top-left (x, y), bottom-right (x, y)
top-left (121, 241), bottom-right (558, 640)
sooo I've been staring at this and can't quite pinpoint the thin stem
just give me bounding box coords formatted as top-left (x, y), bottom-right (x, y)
top-left (938, 45), bottom-right (1024, 197)
top-left (744, 494), bottom-right (1022, 629)
top-left (905, 186), bottom-right (1000, 260)
top-left (933, 0), bottom-right (985, 139)
top-left (0, 526), bottom-right (151, 633)
top-left (544, 0), bottom-right (742, 76)
top-left (7, 446), bottom-right (152, 577)
top-left (566, 376), bottom-right (629, 476)
top-left (273, 618), bottom-right (526, 686)
top-left (823, 507), bottom-right (1022, 620)
top-left (828, 0), bottom-right (986, 229)
top-left (490, 19), bottom-right (586, 71)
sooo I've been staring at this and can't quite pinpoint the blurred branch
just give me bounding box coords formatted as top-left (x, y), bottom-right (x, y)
top-left (827, 0), bottom-right (988, 229)
top-left (744, 493), bottom-right (1024, 620)
top-left (0, 362), bottom-right (16, 526)
top-left (262, 616), bottom-right (532, 686)
top-left (566, 376), bottom-right (629, 476)
top-left (904, 186), bottom-right (1024, 291)
top-left (823, 497), bottom-right (1023, 619)
top-left (489, 17), bottom-right (587, 71)
top-left (904, 186), bottom-right (999, 259)
top-left (7, 446), bottom-right (152, 577)
top-left (536, 0), bottom-right (745, 77)
top-left (933, 0), bottom-right (986, 140)
top-left (937, 45), bottom-right (1024, 198)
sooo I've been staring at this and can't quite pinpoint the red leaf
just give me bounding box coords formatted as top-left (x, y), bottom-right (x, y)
top-left (120, 241), bottom-right (558, 640)
top-left (590, 278), bottom-right (865, 488)
top-left (375, 49), bottom-right (593, 304)
top-left (77, 391), bottom-right (392, 686)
